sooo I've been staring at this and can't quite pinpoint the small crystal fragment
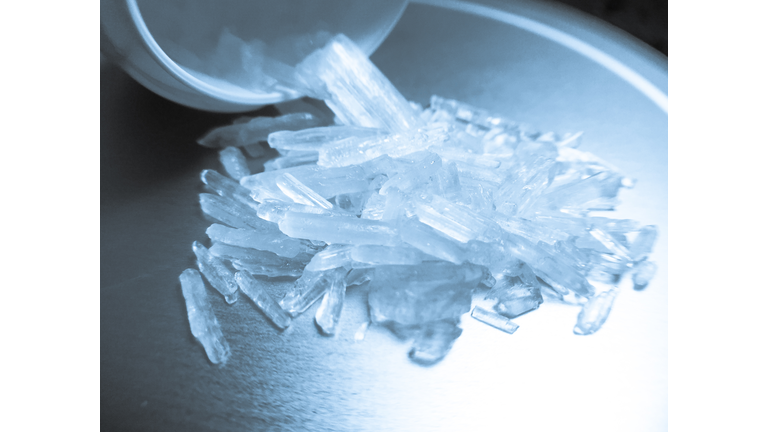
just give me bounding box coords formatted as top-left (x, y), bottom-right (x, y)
top-left (314, 270), bottom-right (347, 335)
top-left (632, 259), bottom-right (657, 290)
top-left (192, 241), bottom-right (239, 304)
top-left (234, 271), bottom-right (292, 329)
top-left (471, 306), bottom-right (520, 334)
top-left (178, 269), bottom-right (231, 364)
top-left (573, 287), bottom-right (619, 335)
top-left (218, 147), bottom-right (251, 180)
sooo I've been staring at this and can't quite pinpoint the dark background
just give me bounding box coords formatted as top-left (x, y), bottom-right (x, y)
top-left (548, 0), bottom-right (667, 55)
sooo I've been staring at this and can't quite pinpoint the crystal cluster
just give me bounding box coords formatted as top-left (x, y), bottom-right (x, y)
top-left (178, 34), bottom-right (658, 365)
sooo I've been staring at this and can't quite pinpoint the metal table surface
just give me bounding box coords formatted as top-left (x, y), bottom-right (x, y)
top-left (101, 1), bottom-right (668, 431)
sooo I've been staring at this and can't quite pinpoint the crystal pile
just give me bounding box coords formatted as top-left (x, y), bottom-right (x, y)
top-left (179, 34), bottom-right (658, 365)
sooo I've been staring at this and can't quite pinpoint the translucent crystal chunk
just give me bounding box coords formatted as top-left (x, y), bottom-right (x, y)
top-left (408, 319), bottom-right (463, 366)
top-left (205, 223), bottom-right (313, 259)
top-left (178, 269), bottom-right (231, 365)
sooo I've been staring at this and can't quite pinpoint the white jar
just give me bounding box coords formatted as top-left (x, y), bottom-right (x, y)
top-left (100, 0), bottom-right (409, 112)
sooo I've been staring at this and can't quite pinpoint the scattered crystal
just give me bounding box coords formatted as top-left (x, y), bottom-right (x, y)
top-left (179, 269), bottom-right (231, 364)
top-left (471, 306), bottom-right (520, 334)
top-left (632, 259), bottom-right (657, 290)
top-left (234, 271), bottom-right (292, 329)
top-left (573, 287), bottom-right (620, 335)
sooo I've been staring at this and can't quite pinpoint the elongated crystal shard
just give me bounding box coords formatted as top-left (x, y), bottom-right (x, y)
top-left (209, 243), bottom-right (310, 278)
top-left (205, 224), bottom-right (313, 258)
top-left (280, 267), bottom-right (348, 317)
top-left (234, 271), bottom-right (292, 329)
top-left (179, 269), bottom-right (231, 364)
top-left (314, 270), bottom-right (347, 335)
top-left (471, 306), bottom-right (520, 334)
top-left (408, 319), bottom-right (463, 365)
top-left (632, 259), bottom-right (657, 290)
top-left (218, 147), bottom-right (251, 180)
top-left (295, 34), bottom-right (421, 133)
top-left (268, 125), bottom-right (384, 151)
top-left (412, 195), bottom-right (491, 243)
top-left (192, 241), bottom-right (238, 304)
top-left (200, 169), bottom-right (260, 212)
top-left (398, 218), bottom-right (466, 264)
top-left (279, 211), bottom-right (399, 246)
top-left (199, 193), bottom-right (275, 231)
top-left (241, 164), bottom-right (369, 200)
top-left (198, 113), bottom-right (324, 148)
top-left (574, 287), bottom-right (620, 335)
top-left (276, 173), bottom-right (334, 209)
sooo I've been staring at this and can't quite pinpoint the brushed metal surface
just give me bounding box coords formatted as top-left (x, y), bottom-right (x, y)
top-left (101, 1), bottom-right (667, 431)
